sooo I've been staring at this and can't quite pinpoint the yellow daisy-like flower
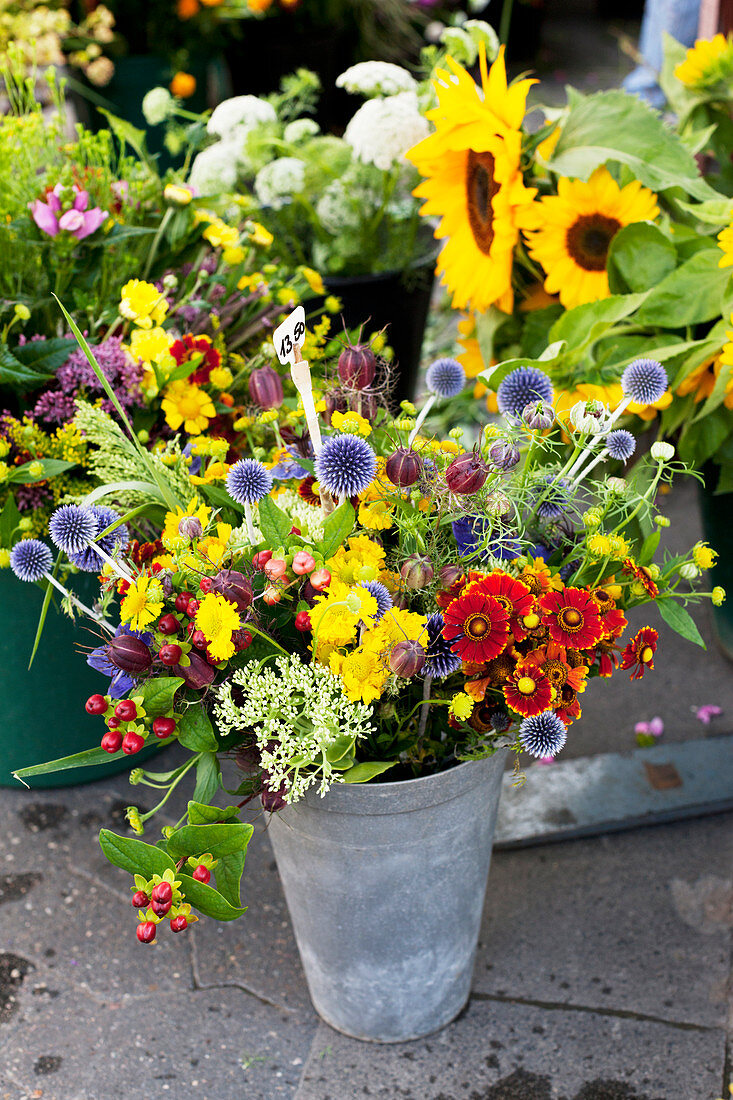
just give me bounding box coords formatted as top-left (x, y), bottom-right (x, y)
top-left (330, 410), bottom-right (372, 437)
top-left (162, 497), bottom-right (211, 550)
top-left (449, 692), bottom-right (474, 721)
top-left (587, 533), bottom-right (612, 558)
top-left (202, 218), bottom-right (239, 250)
top-left (299, 266), bottom-right (326, 294)
top-left (311, 581), bottom-right (379, 649)
top-left (119, 279), bottom-right (168, 329)
top-left (191, 461), bottom-right (230, 485)
top-left (161, 380), bottom-right (216, 435)
top-left (120, 575), bottom-right (164, 631)
top-left (692, 542), bottom-right (717, 570)
top-left (674, 34), bottom-right (733, 89)
top-left (407, 46), bottom-right (537, 314)
top-left (195, 593), bottom-right (240, 661)
top-left (359, 499), bottom-right (393, 531)
top-left (209, 366), bottom-right (233, 390)
top-left (522, 166), bottom-right (659, 309)
top-left (330, 647), bottom-right (385, 705)
top-left (327, 535), bottom-right (388, 587)
top-left (128, 326), bottom-right (173, 367)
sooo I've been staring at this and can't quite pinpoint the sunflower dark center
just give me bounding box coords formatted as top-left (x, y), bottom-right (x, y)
top-left (565, 213), bottom-right (621, 271)
top-left (465, 612), bottom-right (490, 639)
top-left (466, 150), bottom-right (500, 256)
top-left (559, 607), bottom-right (583, 631)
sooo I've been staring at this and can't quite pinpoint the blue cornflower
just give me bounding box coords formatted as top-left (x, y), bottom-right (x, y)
top-left (621, 359), bottom-right (667, 405)
top-left (10, 539), bottom-right (53, 583)
top-left (358, 581), bottom-right (392, 621)
top-left (519, 711), bottom-right (567, 758)
top-left (227, 459), bottom-right (273, 505)
top-left (424, 613), bottom-right (462, 680)
top-left (49, 504), bottom-right (97, 555)
top-left (315, 435), bottom-right (376, 498)
top-left (69, 505), bottom-right (129, 573)
top-left (605, 429), bottom-right (636, 462)
top-left (269, 443), bottom-right (311, 480)
top-left (497, 367), bottom-right (553, 419)
top-left (425, 358), bottom-right (466, 400)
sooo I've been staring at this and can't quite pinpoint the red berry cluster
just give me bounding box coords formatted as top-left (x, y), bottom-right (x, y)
top-left (251, 548), bottom-right (330, 615)
top-left (132, 863), bottom-right (212, 944)
top-left (85, 693), bottom-right (178, 755)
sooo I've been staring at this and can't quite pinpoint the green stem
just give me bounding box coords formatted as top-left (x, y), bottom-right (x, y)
top-left (143, 207), bottom-right (174, 281)
top-left (140, 753), bottom-right (199, 823)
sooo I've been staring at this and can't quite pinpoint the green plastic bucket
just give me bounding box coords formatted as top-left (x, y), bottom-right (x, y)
top-left (0, 572), bottom-right (152, 788)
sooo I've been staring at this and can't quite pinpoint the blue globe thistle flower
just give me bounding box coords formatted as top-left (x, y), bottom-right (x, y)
top-left (605, 429), bottom-right (636, 462)
top-left (497, 367), bottom-right (553, 419)
top-left (315, 435), bottom-right (376, 498)
top-left (227, 459), bottom-right (273, 505)
top-left (424, 613), bottom-right (462, 679)
top-left (620, 359), bottom-right (667, 405)
top-left (426, 358), bottom-right (466, 400)
top-left (69, 505), bottom-right (129, 573)
top-left (10, 539), bottom-right (53, 583)
top-left (358, 581), bottom-right (392, 621)
top-left (49, 504), bottom-right (97, 555)
top-left (519, 711), bottom-right (567, 758)
top-left (533, 475), bottom-right (571, 520)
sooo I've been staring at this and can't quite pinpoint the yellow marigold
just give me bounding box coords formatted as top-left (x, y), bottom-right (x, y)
top-left (449, 692), bottom-right (474, 721)
top-left (203, 218), bottom-right (239, 250)
top-left (693, 542), bottom-right (717, 570)
top-left (119, 279), bottom-right (168, 328)
top-left (162, 380), bottom-right (216, 434)
top-left (359, 499), bottom-right (393, 531)
top-left (223, 246), bottom-right (246, 266)
top-left (330, 647), bottom-right (385, 705)
top-left (209, 366), bottom-right (233, 389)
top-left (195, 592), bottom-right (240, 661)
top-left (128, 326), bottom-right (173, 366)
top-left (191, 461), bottom-right (229, 485)
top-left (331, 409), bottom-right (372, 437)
top-left (311, 581), bottom-right (379, 649)
top-left (120, 575), bottom-right (164, 631)
top-left (327, 535), bottom-right (388, 586)
top-left (189, 523), bottom-right (233, 569)
top-left (587, 533), bottom-right (612, 558)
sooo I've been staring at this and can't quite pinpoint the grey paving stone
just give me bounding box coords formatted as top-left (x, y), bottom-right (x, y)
top-left (295, 997), bottom-right (725, 1100)
top-left (475, 814), bottom-right (733, 1028)
top-left (2, 986), bottom-right (316, 1100)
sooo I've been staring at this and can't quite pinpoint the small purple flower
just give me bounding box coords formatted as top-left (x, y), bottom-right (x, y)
top-left (49, 504), bottom-right (97, 555)
top-left (315, 435), bottom-right (376, 498)
top-left (67, 505), bottom-right (129, 572)
top-left (696, 704), bottom-right (722, 725)
top-left (227, 459), bottom-right (273, 505)
top-left (621, 359), bottom-right (667, 405)
top-left (606, 429), bottom-right (636, 462)
top-left (497, 367), bottom-right (553, 420)
top-left (358, 581), bottom-right (392, 621)
top-left (425, 358), bottom-right (466, 400)
top-left (424, 613), bottom-right (461, 679)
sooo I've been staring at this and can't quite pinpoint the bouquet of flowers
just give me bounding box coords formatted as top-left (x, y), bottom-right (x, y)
top-left (14, 309), bottom-right (719, 943)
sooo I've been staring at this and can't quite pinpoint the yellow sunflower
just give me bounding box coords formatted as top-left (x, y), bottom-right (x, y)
top-left (161, 380), bottom-right (216, 435)
top-left (406, 46), bottom-right (536, 314)
top-left (674, 34), bottom-right (733, 90)
top-left (521, 166), bottom-right (659, 310)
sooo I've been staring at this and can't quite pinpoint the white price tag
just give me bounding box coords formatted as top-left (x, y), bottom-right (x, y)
top-left (273, 306), bottom-right (306, 366)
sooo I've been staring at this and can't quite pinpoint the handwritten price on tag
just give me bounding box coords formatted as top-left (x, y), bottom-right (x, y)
top-left (274, 306), bottom-right (306, 365)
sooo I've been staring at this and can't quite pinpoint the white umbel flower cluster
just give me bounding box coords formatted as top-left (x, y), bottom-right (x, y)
top-left (336, 61), bottom-right (417, 98)
top-left (189, 142), bottom-right (241, 194)
top-left (142, 87), bottom-right (175, 126)
top-left (283, 118), bottom-right (320, 144)
top-left (254, 157), bottom-right (307, 209)
top-left (207, 94), bottom-right (277, 139)
top-left (214, 655), bottom-right (373, 802)
top-left (344, 92), bottom-right (430, 171)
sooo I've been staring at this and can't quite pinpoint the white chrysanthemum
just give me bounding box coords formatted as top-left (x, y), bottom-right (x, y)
top-left (142, 87), bottom-right (175, 126)
top-left (254, 157), bottom-right (306, 209)
top-left (344, 92), bottom-right (430, 171)
top-left (336, 61), bottom-right (417, 98)
top-left (188, 141), bottom-right (241, 194)
top-left (207, 95), bottom-right (277, 139)
top-left (214, 655), bottom-right (373, 802)
top-left (283, 118), bottom-right (320, 143)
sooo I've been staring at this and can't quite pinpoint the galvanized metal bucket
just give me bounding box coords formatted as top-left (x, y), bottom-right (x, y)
top-left (266, 750), bottom-right (508, 1042)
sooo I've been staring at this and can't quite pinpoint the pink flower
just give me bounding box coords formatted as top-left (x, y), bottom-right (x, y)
top-left (696, 704), bottom-right (722, 725)
top-left (634, 716), bottom-right (664, 737)
top-left (30, 184), bottom-right (107, 241)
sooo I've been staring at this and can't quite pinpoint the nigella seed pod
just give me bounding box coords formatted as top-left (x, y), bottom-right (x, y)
top-left (485, 490), bottom-right (511, 516)
top-left (389, 639), bottom-right (426, 678)
top-left (350, 391), bottom-right (377, 420)
top-left (438, 564), bottom-right (463, 588)
top-left (488, 440), bottom-right (520, 471)
top-left (400, 554), bottom-right (434, 590)
top-left (106, 633), bottom-right (152, 673)
top-left (160, 572), bottom-right (174, 597)
top-left (445, 452), bottom-right (489, 495)
top-left (248, 365), bottom-right (283, 410)
top-left (211, 569), bottom-right (253, 612)
top-left (176, 652), bottom-right (216, 690)
top-left (178, 515), bottom-right (203, 540)
top-left (261, 774), bottom-right (288, 812)
top-left (385, 447), bottom-right (422, 488)
top-left (522, 400), bottom-right (554, 430)
top-left (338, 343), bottom-right (377, 390)
top-left (324, 387), bottom-right (348, 425)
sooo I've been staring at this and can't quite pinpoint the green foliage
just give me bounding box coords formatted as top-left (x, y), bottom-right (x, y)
top-left (656, 599), bottom-right (706, 648)
top-left (99, 831), bottom-right (177, 878)
top-left (178, 706), bottom-right (219, 752)
top-left (607, 223), bottom-right (677, 293)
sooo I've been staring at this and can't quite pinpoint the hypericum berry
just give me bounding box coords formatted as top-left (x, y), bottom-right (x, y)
top-left (159, 643), bottom-right (183, 666)
top-left (204, 648), bottom-right (220, 666)
top-left (338, 343), bottom-right (377, 390)
top-left (152, 717), bottom-right (176, 739)
top-left (400, 554), bottom-right (434, 590)
top-left (292, 551), bottom-right (316, 575)
top-left (185, 598), bottom-right (200, 617)
top-left (309, 568), bottom-right (331, 592)
top-left (122, 731), bottom-right (145, 755)
top-left (131, 890), bottom-right (149, 909)
top-left (445, 451), bottom-right (489, 495)
top-left (199, 577), bottom-right (213, 594)
top-left (262, 585), bottom-right (281, 606)
top-left (211, 569), bottom-right (253, 611)
top-left (264, 557), bottom-right (287, 580)
top-left (101, 730), bottom-right (123, 754)
top-left (151, 898), bottom-right (172, 917)
top-left (191, 629), bottom-right (207, 649)
top-left (385, 447), bottom-right (422, 488)
top-left (158, 613), bottom-right (179, 635)
top-left (151, 881), bottom-right (173, 904)
top-left (106, 716), bottom-right (120, 729)
top-left (170, 915), bottom-right (188, 933)
top-left (175, 592), bottom-right (193, 613)
top-left (85, 694), bottom-right (107, 715)
top-left (252, 550), bottom-right (272, 569)
top-left (114, 699), bottom-right (138, 722)
top-left (232, 629), bottom-right (253, 652)
top-left (192, 864), bottom-right (211, 885)
top-left (295, 610), bottom-right (312, 632)
top-left (136, 921), bottom-right (156, 944)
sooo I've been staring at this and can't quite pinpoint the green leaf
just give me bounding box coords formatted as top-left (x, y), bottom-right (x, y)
top-left (547, 88), bottom-right (716, 201)
top-left (28, 553), bottom-right (60, 670)
top-left (320, 500), bottom-right (355, 559)
top-left (98, 109), bottom-right (149, 161)
top-left (213, 848), bottom-right (248, 909)
top-left (166, 821), bottom-right (254, 861)
top-left (138, 676), bottom-right (184, 718)
top-left (548, 293), bottom-right (649, 354)
top-left (343, 761), bottom-right (396, 783)
top-left (257, 495), bottom-right (294, 548)
top-left (634, 249), bottom-right (731, 327)
top-left (656, 599), bottom-right (706, 648)
top-left (176, 872), bottom-right (246, 921)
top-left (14, 336), bottom-right (76, 372)
top-left (325, 733), bottom-right (356, 763)
top-left (13, 743), bottom-right (134, 780)
top-left (99, 830), bottom-right (177, 878)
top-left (474, 306), bottom-right (509, 368)
top-left (606, 222), bottom-right (677, 293)
top-left (191, 752), bottom-right (221, 804)
top-left (0, 344), bottom-right (51, 390)
top-left (0, 495), bottom-right (20, 544)
top-left (674, 196), bottom-right (733, 226)
top-left (187, 801), bottom-right (240, 825)
top-left (638, 529), bottom-right (661, 566)
top-left (8, 459), bottom-right (75, 485)
top-left (479, 341), bottom-right (566, 392)
top-left (178, 706), bottom-right (218, 751)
